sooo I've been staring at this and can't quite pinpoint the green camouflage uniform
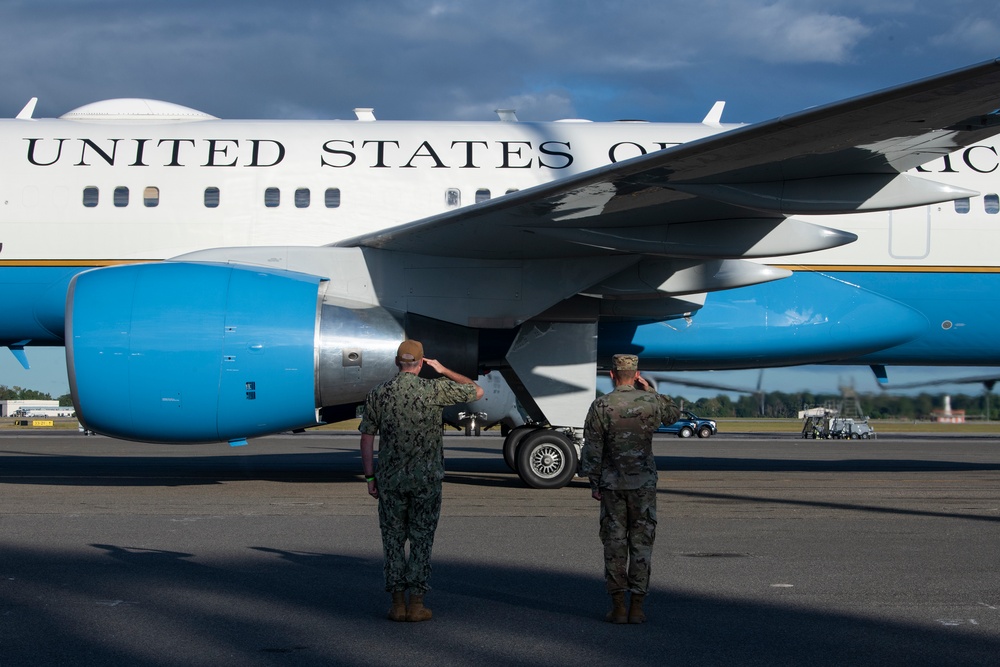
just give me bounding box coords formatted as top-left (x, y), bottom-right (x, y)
top-left (359, 372), bottom-right (477, 593)
top-left (581, 383), bottom-right (678, 594)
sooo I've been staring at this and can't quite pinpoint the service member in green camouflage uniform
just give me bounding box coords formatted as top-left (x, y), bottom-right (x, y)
top-left (580, 353), bottom-right (679, 624)
top-left (359, 339), bottom-right (483, 622)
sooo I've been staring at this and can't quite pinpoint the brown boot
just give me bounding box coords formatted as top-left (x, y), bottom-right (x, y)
top-left (387, 591), bottom-right (407, 622)
top-left (406, 593), bottom-right (433, 622)
top-left (628, 593), bottom-right (646, 624)
top-left (605, 592), bottom-right (627, 624)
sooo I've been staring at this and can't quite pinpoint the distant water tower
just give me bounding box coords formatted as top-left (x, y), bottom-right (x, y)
top-left (933, 395), bottom-right (965, 423)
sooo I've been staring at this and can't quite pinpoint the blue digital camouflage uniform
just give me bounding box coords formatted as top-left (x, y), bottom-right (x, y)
top-left (359, 372), bottom-right (477, 593)
top-left (580, 382), bottom-right (679, 594)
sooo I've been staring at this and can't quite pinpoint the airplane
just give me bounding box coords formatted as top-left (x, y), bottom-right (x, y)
top-left (442, 370), bottom-right (527, 436)
top-left (4, 58), bottom-right (1000, 489)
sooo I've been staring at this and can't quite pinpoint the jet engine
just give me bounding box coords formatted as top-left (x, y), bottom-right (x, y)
top-left (65, 262), bottom-right (410, 443)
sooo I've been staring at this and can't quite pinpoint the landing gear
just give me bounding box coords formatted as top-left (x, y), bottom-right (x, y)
top-left (514, 429), bottom-right (578, 489)
top-left (502, 425), bottom-right (539, 471)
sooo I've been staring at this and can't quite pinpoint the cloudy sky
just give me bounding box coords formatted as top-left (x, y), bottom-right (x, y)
top-left (1, 1), bottom-right (999, 400)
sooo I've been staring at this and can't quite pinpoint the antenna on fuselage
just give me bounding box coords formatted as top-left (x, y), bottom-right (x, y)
top-left (16, 97), bottom-right (37, 120)
top-left (702, 101), bottom-right (725, 127)
top-left (495, 109), bottom-right (518, 122)
top-left (354, 108), bottom-right (376, 121)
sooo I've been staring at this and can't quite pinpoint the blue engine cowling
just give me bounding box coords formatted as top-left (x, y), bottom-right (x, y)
top-left (66, 262), bottom-right (405, 443)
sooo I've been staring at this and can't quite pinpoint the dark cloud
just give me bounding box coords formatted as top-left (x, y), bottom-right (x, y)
top-left (0, 1), bottom-right (996, 123)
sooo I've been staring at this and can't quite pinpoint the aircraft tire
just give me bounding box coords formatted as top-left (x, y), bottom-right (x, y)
top-left (516, 429), bottom-right (577, 489)
top-left (503, 425), bottom-right (538, 471)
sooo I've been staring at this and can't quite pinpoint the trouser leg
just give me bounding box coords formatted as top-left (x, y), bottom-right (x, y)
top-left (626, 487), bottom-right (657, 595)
top-left (599, 490), bottom-right (629, 593)
top-left (404, 482), bottom-right (442, 594)
top-left (378, 491), bottom-right (409, 593)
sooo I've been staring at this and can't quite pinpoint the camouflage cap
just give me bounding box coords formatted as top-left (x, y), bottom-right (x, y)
top-left (612, 353), bottom-right (639, 371)
top-left (396, 339), bottom-right (424, 362)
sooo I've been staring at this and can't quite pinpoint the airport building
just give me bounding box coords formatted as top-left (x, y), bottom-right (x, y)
top-left (0, 400), bottom-right (74, 418)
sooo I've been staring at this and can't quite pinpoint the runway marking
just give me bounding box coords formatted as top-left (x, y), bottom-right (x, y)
top-left (978, 602), bottom-right (998, 610)
top-left (770, 583), bottom-right (794, 588)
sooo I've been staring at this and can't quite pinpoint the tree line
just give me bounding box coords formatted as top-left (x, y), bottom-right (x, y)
top-left (674, 390), bottom-right (994, 420)
top-left (0, 385), bottom-right (74, 406)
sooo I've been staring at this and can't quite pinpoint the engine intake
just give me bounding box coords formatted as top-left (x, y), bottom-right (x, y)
top-left (66, 262), bottom-right (407, 443)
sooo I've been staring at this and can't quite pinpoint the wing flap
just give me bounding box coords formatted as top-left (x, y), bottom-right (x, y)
top-left (336, 58), bottom-right (1000, 261)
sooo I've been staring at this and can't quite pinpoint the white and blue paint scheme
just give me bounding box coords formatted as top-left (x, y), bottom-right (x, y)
top-left (3, 61), bottom-right (1000, 487)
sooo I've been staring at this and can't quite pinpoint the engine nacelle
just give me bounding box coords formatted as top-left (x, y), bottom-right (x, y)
top-left (66, 262), bottom-right (406, 443)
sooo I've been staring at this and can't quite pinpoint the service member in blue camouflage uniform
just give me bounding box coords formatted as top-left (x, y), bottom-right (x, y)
top-left (359, 339), bottom-right (483, 622)
top-left (580, 353), bottom-right (679, 624)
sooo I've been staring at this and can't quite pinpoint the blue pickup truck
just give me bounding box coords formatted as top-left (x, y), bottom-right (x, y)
top-left (657, 410), bottom-right (717, 438)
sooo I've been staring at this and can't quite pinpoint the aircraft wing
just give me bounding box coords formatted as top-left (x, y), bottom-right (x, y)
top-left (879, 371), bottom-right (1000, 391)
top-left (336, 57), bottom-right (1000, 261)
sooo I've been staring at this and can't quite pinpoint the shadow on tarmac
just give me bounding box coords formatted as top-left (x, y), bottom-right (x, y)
top-left (2, 447), bottom-right (999, 487)
top-left (1, 541), bottom-right (998, 666)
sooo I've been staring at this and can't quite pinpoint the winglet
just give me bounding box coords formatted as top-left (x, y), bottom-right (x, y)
top-left (8, 341), bottom-right (31, 370)
top-left (702, 101), bottom-right (725, 127)
top-left (870, 364), bottom-right (889, 384)
top-left (16, 97), bottom-right (38, 120)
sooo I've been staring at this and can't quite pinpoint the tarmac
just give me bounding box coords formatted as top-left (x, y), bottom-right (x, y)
top-left (1, 430), bottom-right (999, 666)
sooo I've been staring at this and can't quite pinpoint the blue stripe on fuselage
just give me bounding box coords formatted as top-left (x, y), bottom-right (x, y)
top-left (5, 265), bottom-right (1000, 367)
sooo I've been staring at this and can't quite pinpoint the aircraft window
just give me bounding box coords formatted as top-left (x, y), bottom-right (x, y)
top-left (325, 188), bottom-right (341, 208)
top-left (295, 188), bottom-right (310, 208)
top-left (445, 188), bottom-right (461, 208)
top-left (143, 186), bottom-right (159, 207)
top-left (955, 198), bottom-right (970, 214)
top-left (82, 186), bottom-right (98, 207)
top-left (505, 188), bottom-right (519, 195)
top-left (985, 194), bottom-right (999, 214)
top-left (204, 187), bottom-right (220, 208)
top-left (475, 188), bottom-right (491, 204)
top-left (265, 187), bottom-right (280, 208)
top-left (113, 186), bottom-right (129, 207)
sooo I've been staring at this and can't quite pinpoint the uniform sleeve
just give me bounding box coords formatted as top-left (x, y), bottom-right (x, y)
top-left (430, 377), bottom-right (478, 406)
top-left (358, 389), bottom-right (380, 435)
top-left (579, 401), bottom-right (606, 491)
top-left (658, 393), bottom-right (680, 427)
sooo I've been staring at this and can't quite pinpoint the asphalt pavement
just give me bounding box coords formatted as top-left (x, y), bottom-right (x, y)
top-left (1, 431), bottom-right (999, 666)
